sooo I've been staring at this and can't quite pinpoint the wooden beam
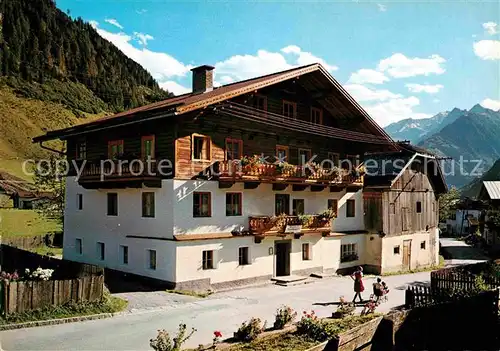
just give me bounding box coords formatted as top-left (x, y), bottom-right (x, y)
top-left (244, 181), bottom-right (261, 190)
top-left (292, 184), bottom-right (309, 192)
top-left (218, 181), bottom-right (234, 189)
top-left (273, 183), bottom-right (289, 191)
top-left (311, 185), bottom-right (327, 192)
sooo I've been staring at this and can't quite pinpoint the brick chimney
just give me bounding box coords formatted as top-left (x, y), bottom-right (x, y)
top-left (191, 65), bottom-right (215, 94)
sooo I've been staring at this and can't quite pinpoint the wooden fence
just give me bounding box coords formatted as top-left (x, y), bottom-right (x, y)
top-left (1, 275), bottom-right (104, 315)
top-left (430, 261), bottom-right (500, 291)
top-left (0, 244), bottom-right (103, 279)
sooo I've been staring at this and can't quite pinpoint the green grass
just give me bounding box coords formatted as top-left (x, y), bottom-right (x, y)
top-left (225, 333), bottom-right (317, 351)
top-left (28, 245), bottom-right (63, 257)
top-left (382, 255), bottom-right (445, 276)
top-left (321, 314), bottom-right (381, 336)
top-left (165, 289), bottom-right (213, 298)
top-left (0, 209), bottom-right (61, 237)
top-left (0, 295), bottom-right (127, 325)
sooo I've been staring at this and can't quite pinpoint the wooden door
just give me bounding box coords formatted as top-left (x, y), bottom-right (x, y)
top-left (275, 241), bottom-right (291, 276)
top-left (403, 240), bottom-right (412, 270)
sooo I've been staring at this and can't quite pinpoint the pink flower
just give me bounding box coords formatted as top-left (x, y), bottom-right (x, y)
top-left (303, 311), bottom-right (307, 314)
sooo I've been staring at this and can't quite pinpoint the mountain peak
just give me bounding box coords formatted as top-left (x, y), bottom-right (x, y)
top-left (470, 103), bottom-right (488, 114)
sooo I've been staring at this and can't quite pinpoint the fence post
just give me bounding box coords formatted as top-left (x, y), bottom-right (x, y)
top-left (405, 288), bottom-right (414, 309)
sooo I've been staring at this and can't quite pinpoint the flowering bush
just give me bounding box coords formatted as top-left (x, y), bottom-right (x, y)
top-left (273, 305), bottom-right (297, 329)
top-left (150, 324), bottom-right (196, 351)
top-left (296, 310), bottom-right (329, 341)
top-left (25, 267), bottom-right (54, 281)
top-left (0, 271), bottom-right (20, 282)
top-left (234, 317), bottom-right (265, 342)
top-left (361, 299), bottom-right (378, 316)
top-left (332, 296), bottom-right (355, 318)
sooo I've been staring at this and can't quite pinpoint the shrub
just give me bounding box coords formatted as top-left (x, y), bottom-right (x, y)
top-left (234, 317), bottom-right (265, 342)
top-left (296, 310), bottom-right (328, 341)
top-left (273, 305), bottom-right (297, 329)
top-left (332, 297), bottom-right (355, 318)
top-left (150, 324), bottom-right (196, 351)
top-left (0, 270), bottom-right (20, 282)
top-left (25, 267), bottom-right (54, 281)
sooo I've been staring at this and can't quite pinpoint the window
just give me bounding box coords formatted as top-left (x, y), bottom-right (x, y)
top-left (192, 134), bottom-right (211, 161)
top-left (202, 250), bottom-right (214, 270)
top-left (327, 153), bottom-right (339, 168)
top-left (298, 148), bottom-right (312, 165)
top-left (142, 192), bottom-right (155, 218)
top-left (328, 199), bottom-right (338, 216)
top-left (77, 194), bottom-right (83, 210)
top-left (75, 238), bottom-right (82, 255)
top-left (345, 154), bottom-right (359, 169)
top-left (148, 249), bottom-right (156, 270)
top-left (238, 247), bottom-right (250, 265)
top-left (276, 145), bottom-right (289, 162)
top-left (346, 199), bottom-right (355, 218)
top-left (225, 138), bottom-right (243, 160)
top-left (421, 241), bottom-right (426, 250)
top-left (340, 243), bottom-right (358, 262)
top-left (141, 135), bottom-right (155, 159)
top-left (394, 246), bottom-right (400, 254)
top-left (292, 199), bottom-right (305, 215)
top-left (450, 212), bottom-right (456, 220)
top-left (283, 100), bottom-right (297, 118)
top-left (193, 192), bottom-right (211, 217)
top-left (416, 201), bottom-right (422, 213)
top-left (302, 243), bottom-right (311, 260)
top-left (226, 193), bottom-right (242, 216)
top-left (108, 140), bottom-right (124, 159)
top-left (120, 245), bottom-right (129, 265)
top-left (97, 242), bottom-right (105, 261)
top-left (311, 107), bottom-right (323, 124)
top-left (253, 95), bottom-right (267, 111)
top-left (275, 194), bottom-right (290, 215)
top-left (107, 193), bottom-right (118, 216)
top-left (402, 207), bottom-right (409, 231)
top-left (76, 141), bottom-right (86, 160)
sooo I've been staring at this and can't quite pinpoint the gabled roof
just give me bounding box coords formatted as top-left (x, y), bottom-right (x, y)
top-left (33, 63), bottom-right (393, 144)
top-left (0, 171), bottom-right (39, 198)
top-left (481, 181), bottom-right (500, 200)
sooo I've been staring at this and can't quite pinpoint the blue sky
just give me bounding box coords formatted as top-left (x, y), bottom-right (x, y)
top-left (60, 0), bottom-right (500, 127)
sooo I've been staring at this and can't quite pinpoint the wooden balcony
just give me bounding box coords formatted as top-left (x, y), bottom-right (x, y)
top-left (217, 160), bottom-right (363, 186)
top-left (77, 160), bottom-right (162, 189)
top-left (249, 214), bottom-right (332, 236)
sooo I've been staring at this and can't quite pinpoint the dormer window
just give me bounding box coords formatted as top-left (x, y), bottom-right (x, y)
top-left (283, 100), bottom-right (297, 118)
top-left (311, 107), bottom-right (323, 124)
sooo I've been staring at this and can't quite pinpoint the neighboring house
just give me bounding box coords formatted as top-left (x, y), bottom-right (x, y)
top-left (444, 199), bottom-right (485, 236)
top-left (479, 181), bottom-right (500, 246)
top-left (34, 63), bottom-right (441, 290)
top-left (0, 171), bottom-right (49, 209)
top-left (363, 143), bottom-right (447, 273)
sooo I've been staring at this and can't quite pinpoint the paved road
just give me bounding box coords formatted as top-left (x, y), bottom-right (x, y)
top-left (1, 272), bottom-right (430, 351)
top-left (440, 237), bottom-right (489, 266)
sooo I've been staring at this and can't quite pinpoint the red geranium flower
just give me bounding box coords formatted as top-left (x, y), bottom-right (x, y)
top-left (214, 331), bottom-right (222, 338)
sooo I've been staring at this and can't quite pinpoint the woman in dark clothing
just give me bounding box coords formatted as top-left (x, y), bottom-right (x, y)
top-left (351, 266), bottom-right (364, 303)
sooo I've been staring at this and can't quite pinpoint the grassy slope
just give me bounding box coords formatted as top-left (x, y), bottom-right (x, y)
top-left (0, 81), bottom-right (105, 179)
top-left (0, 209), bottom-right (61, 237)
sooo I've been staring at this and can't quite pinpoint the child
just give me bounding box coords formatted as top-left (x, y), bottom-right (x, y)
top-left (373, 278), bottom-right (383, 302)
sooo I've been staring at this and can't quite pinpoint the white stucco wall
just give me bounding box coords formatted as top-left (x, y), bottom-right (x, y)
top-left (172, 180), bottom-right (364, 235)
top-left (63, 177), bottom-right (176, 281)
top-left (380, 231), bottom-right (436, 273)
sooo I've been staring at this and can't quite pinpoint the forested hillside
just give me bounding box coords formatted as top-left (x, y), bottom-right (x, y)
top-left (0, 0), bottom-right (172, 178)
top-left (0, 0), bottom-right (171, 113)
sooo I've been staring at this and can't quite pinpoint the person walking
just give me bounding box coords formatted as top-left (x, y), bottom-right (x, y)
top-left (351, 266), bottom-right (364, 303)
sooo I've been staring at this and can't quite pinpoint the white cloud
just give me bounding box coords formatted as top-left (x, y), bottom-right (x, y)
top-left (377, 4), bottom-right (387, 12)
top-left (378, 53), bottom-right (446, 78)
top-left (347, 69), bottom-right (389, 85)
top-left (136, 9), bottom-right (147, 15)
top-left (433, 99), bottom-right (440, 103)
top-left (217, 75), bottom-right (235, 85)
top-left (104, 18), bottom-right (124, 30)
top-left (480, 98), bottom-right (500, 111)
top-left (344, 84), bottom-right (402, 102)
top-left (134, 32), bottom-right (154, 46)
top-left (215, 46), bottom-right (337, 82)
top-left (365, 97), bottom-right (432, 127)
top-left (92, 23), bottom-right (192, 94)
top-left (473, 40), bottom-right (500, 60)
top-left (89, 20), bottom-right (99, 29)
top-left (405, 83), bottom-right (444, 94)
top-left (483, 22), bottom-right (498, 35)
top-left (159, 81), bottom-right (190, 95)
top-left (281, 45), bottom-right (338, 72)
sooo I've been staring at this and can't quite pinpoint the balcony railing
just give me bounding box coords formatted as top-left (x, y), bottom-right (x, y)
top-left (217, 161), bottom-right (363, 185)
top-left (249, 214), bottom-right (332, 235)
top-left (78, 160), bottom-right (162, 181)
